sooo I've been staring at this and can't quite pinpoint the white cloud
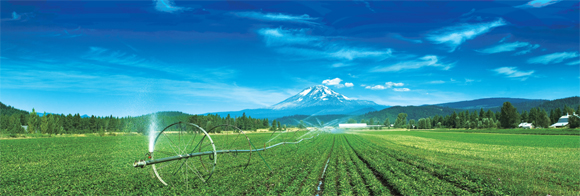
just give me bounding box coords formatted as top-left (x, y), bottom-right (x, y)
top-left (385, 82), bottom-right (404, 88)
top-left (430, 80), bottom-right (445, 84)
top-left (234, 11), bottom-right (319, 25)
top-left (364, 82), bottom-right (404, 90)
top-left (365, 85), bottom-right (387, 90)
top-left (426, 19), bottom-right (507, 52)
top-left (476, 42), bottom-right (531, 54)
top-left (516, 0), bottom-right (562, 8)
top-left (527, 52), bottom-right (579, 64)
top-left (465, 78), bottom-right (474, 83)
top-left (393, 88), bottom-right (410, 92)
top-left (154, 0), bottom-right (190, 13)
top-left (328, 48), bottom-right (392, 61)
top-left (493, 67), bottom-right (534, 80)
top-left (322, 78), bottom-right (342, 86)
top-left (257, 28), bottom-right (320, 47)
top-left (371, 55), bottom-right (454, 72)
top-left (566, 60), bottom-right (580, 65)
top-left (257, 27), bottom-right (392, 61)
top-left (322, 78), bottom-right (352, 88)
top-left (513, 44), bottom-right (540, 55)
top-left (331, 63), bottom-right (352, 68)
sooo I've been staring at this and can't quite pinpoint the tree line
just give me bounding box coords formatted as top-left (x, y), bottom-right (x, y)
top-left (351, 101), bottom-right (580, 129)
top-left (1, 109), bottom-right (283, 136)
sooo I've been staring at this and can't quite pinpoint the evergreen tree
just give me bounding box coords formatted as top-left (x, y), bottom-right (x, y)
top-left (0, 115), bottom-right (8, 132)
top-left (277, 121), bottom-right (282, 130)
top-left (450, 111), bottom-right (458, 128)
top-left (555, 108), bottom-right (562, 120)
top-left (568, 115), bottom-right (580, 128)
top-left (40, 112), bottom-right (49, 134)
top-left (28, 108), bottom-right (39, 134)
top-left (487, 110), bottom-right (495, 121)
top-left (263, 118), bottom-right (269, 127)
top-left (73, 113), bottom-right (81, 132)
top-left (536, 109), bottom-right (550, 128)
top-left (383, 118), bottom-right (390, 129)
top-left (479, 108), bottom-right (485, 119)
top-left (470, 111), bottom-right (477, 122)
top-left (521, 111), bottom-right (529, 123)
top-left (500, 102), bottom-right (519, 128)
top-left (89, 115), bottom-right (97, 133)
top-left (529, 108), bottom-right (538, 125)
top-left (109, 115), bottom-right (117, 131)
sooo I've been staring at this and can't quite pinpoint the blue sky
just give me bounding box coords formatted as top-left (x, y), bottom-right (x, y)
top-left (1, 0), bottom-right (578, 117)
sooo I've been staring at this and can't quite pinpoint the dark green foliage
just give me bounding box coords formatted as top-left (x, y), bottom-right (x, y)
top-left (569, 115), bottom-right (580, 128)
top-left (394, 113), bottom-right (408, 128)
top-left (383, 118), bottom-right (390, 128)
top-left (500, 102), bottom-right (520, 128)
top-left (435, 98), bottom-right (546, 110)
top-left (0, 102), bottom-right (29, 116)
top-left (359, 105), bottom-right (457, 124)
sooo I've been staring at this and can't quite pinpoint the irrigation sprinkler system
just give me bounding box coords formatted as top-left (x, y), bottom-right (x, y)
top-left (133, 121), bottom-right (327, 186)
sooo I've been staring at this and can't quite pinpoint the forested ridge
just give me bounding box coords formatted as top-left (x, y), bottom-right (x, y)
top-left (0, 102), bottom-right (278, 136)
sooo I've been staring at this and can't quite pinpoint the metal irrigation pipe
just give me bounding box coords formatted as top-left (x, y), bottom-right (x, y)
top-left (134, 134), bottom-right (319, 168)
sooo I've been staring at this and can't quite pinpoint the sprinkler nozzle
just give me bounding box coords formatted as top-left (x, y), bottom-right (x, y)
top-left (134, 160), bottom-right (147, 168)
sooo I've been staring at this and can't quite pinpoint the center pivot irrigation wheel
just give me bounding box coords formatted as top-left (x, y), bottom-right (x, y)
top-left (206, 125), bottom-right (253, 169)
top-left (151, 122), bottom-right (216, 186)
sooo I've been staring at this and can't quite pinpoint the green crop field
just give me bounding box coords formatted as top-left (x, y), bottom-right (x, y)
top-left (2, 129), bottom-right (578, 195)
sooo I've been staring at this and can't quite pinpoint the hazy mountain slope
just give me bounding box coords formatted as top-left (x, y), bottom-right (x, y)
top-left (435, 98), bottom-right (547, 110)
top-left (0, 102), bottom-right (29, 116)
top-left (356, 105), bottom-right (459, 123)
top-left (210, 85), bottom-right (387, 119)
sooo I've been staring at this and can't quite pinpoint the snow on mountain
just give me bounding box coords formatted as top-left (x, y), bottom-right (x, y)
top-left (269, 85), bottom-right (378, 110)
top-left (209, 85), bottom-right (387, 119)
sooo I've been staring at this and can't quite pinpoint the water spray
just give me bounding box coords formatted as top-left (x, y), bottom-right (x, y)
top-left (134, 121), bottom-right (328, 186)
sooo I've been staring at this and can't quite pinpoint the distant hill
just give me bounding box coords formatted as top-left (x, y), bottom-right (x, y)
top-left (209, 85), bottom-right (387, 119)
top-left (0, 102), bottom-right (29, 116)
top-left (356, 96), bottom-right (579, 123)
top-left (434, 98), bottom-right (547, 110)
top-left (486, 96), bottom-right (579, 113)
top-left (356, 105), bottom-right (459, 123)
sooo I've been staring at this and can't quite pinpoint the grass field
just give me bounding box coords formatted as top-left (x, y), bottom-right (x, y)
top-left (2, 129), bottom-right (578, 195)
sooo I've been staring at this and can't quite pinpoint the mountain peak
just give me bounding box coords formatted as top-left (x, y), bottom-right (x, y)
top-left (297, 85), bottom-right (350, 100)
top-left (269, 85), bottom-right (379, 110)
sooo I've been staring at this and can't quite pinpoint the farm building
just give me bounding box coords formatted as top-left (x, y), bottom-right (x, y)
top-left (550, 113), bottom-right (579, 128)
top-left (518, 123), bottom-right (533, 129)
top-left (338, 123), bottom-right (383, 128)
top-left (339, 123), bottom-right (368, 128)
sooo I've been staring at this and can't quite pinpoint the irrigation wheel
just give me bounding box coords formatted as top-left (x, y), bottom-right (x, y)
top-left (151, 122), bottom-right (216, 187)
top-left (206, 125), bottom-right (253, 169)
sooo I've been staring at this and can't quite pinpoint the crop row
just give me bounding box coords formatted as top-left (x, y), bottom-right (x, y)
top-left (345, 134), bottom-right (512, 195)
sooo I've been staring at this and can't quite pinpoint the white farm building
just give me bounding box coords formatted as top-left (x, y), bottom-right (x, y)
top-left (518, 123), bottom-right (533, 129)
top-left (339, 123), bottom-right (368, 128)
top-left (550, 113), bottom-right (579, 128)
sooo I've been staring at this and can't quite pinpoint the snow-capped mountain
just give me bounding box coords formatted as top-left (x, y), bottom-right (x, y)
top-left (209, 85), bottom-right (387, 119)
top-left (269, 85), bottom-right (379, 110)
